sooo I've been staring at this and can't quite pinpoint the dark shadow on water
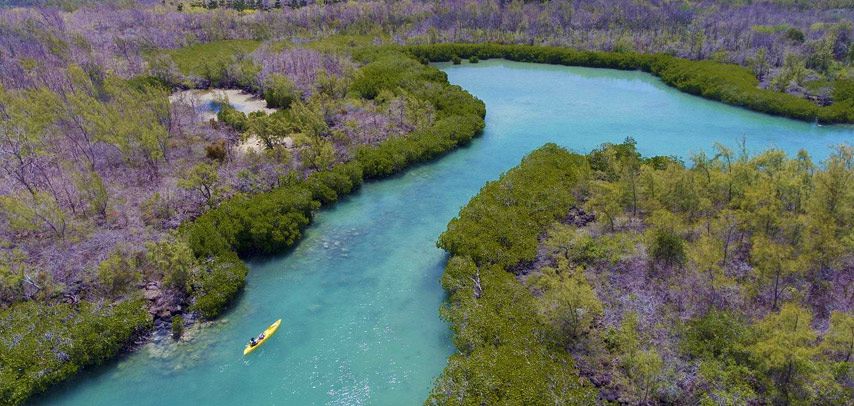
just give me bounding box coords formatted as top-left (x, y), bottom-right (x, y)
top-left (32, 336), bottom-right (154, 405)
top-left (427, 252), bottom-right (456, 364)
top-left (419, 252), bottom-right (451, 291)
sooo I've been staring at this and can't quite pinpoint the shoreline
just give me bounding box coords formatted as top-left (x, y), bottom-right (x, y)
top-left (403, 43), bottom-right (854, 124)
top-left (12, 42), bottom-right (851, 405)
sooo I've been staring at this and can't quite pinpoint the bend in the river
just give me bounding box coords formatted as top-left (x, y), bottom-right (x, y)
top-left (38, 59), bottom-right (853, 405)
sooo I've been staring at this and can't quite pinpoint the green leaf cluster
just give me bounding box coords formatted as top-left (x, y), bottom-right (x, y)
top-left (189, 252), bottom-right (249, 319)
top-left (262, 73), bottom-right (299, 108)
top-left (0, 299), bottom-right (151, 405)
top-left (438, 144), bottom-right (589, 268)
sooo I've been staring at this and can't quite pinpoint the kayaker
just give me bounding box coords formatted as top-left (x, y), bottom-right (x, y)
top-left (243, 319), bottom-right (281, 356)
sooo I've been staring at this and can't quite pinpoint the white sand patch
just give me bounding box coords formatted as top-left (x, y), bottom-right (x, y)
top-left (237, 135), bottom-right (295, 154)
top-left (238, 134), bottom-right (264, 154)
top-left (170, 88), bottom-right (277, 121)
top-left (170, 89), bottom-right (289, 154)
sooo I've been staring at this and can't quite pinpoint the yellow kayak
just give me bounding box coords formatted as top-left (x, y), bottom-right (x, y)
top-left (243, 319), bottom-right (281, 355)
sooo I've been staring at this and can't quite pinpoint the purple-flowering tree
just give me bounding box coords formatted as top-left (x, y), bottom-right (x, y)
top-left (252, 45), bottom-right (355, 95)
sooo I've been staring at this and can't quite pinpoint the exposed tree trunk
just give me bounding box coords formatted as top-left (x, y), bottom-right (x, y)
top-left (772, 268), bottom-right (781, 310)
top-left (470, 271), bottom-right (482, 299)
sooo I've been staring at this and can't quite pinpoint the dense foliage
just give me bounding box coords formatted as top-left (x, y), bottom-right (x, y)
top-left (434, 140), bottom-right (854, 404)
top-left (0, 34), bottom-right (483, 403)
top-left (352, 53), bottom-right (485, 178)
top-left (0, 299), bottom-right (151, 405)
top-left (262, 73), bottom-right (298, 108)
top-left (438, 144), bottom-right (589, 269)
top-left (406, 43), bottom-right (854, 123)
top-left (189, 252), bottom-right (249, 318)
top-left (430, 144), bottom-right (597, 405)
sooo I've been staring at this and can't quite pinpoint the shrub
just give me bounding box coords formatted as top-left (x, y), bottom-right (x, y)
top-left (216, 104), bottom-right (248, 131)
top-left (177, 162), bottom-right (222, 207)
top-left (451, 55), bottom-right (462, 64)
top-left (681, 310), bottom-right (751, 361)
top-left (832, 78), bottom-right (854, 103)
top-left (749, 304), bottom-right (822, 403)
top-left (190, 253), bottom-right (249, 319)
top-left (533, 263), bottom-right (604, 344)
top-left (469, 55), bottom-right (479, 63)
top-left (304, 162), bottom-right (364, 204)
top-left (171, 315), bottom-right (184, 340)
top-left (183, 181), bottom-right (319, 259)
top-left (262, 73), bottom-right (298, 108)
top-left (355, 110), bottom-right (484, 179)
top-left (350, 54), bottom-right (445, 99)
top-left (205, 139), bottom-right (228, 162)
top-left (144, 236), bottom-right (196, 293)
top-left (229, 59), bottom-right (261, 91)
top-left (784, 28), bottom-right (805, 43)
top-left (649, 228), bottom-right (686, 267)
top-left (126, 75), bottom-right (172, 92)
top-left (140, 192), bottom-right (174, 227)
top-left (97, 247), bottom-right (142, 298)
top-left (438, 144), bottom-right (589, 268)
top-left (544, 225), bottom-right (634, 265)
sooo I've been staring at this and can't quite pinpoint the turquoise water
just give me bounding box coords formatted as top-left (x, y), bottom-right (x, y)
top-left (39, 60), bottom-right (852, 405)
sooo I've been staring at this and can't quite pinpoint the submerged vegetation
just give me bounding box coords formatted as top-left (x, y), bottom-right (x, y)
top-left (434, 141), bottom-right (853, 404)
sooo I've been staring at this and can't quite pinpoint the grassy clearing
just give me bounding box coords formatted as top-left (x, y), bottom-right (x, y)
top-left (165, 39), bottom-right (261, 76)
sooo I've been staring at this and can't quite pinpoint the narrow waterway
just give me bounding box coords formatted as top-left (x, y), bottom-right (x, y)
top-left (38, 60), bottom-right (853, 405)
